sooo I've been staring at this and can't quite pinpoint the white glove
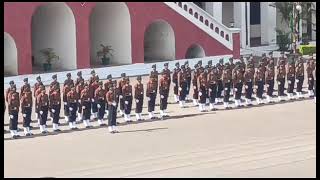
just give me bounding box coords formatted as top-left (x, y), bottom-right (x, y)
top-left (160, 95), bottom-right (164, 99)
top-left (125, 101), bottom-right (129, 105)
top-left (288, 80), bottom-right (291, 84)
top-left (245, 85), bottom-right (248, 89)
top-left (224, 88), bottom-right (228, 90)
top-left (97, 104), bottom-right (101, 109)
top-left (23, 114), bottom-right (27, 117)
top-left (135, 99), bottom-right (139, 103)
top-left (193, 86), bottom-right (196, 89)
top-left (254, 89), bottom-right (257, 93)
top-left (173, 83), bottom-right (176, 87)
top-left (296, 79), bottom-right (299, 82)
top-left (147, 97), bottom-right (151, 101)
top-left (119, 95), bottom-right (123, 99)
top-left (78, 100), bottom-right (81, 103)
top-left (141, 92), bottom-right (143, 95)
top-left (199, 92), bottom-right (202, 96)
top-left (178, 87), bottom-right (182, 91)
top-left (64, 102), bottom-right (67, 105)
top-left (278, 82), bottom-right (281, 85)
top-left (51, 109), bottom-right (55, 113)
top-left (234, 88), bottom-right (238, 92)
top-left (254, 85), bottom-right (257, 89)
top-left (309, 78), bottom-right (312, 80)
top-left (209, 88), bottom-right (212, 92)
top-left (228, 80), bottom-right (230, 83)
top-left (112, 102), bottom-right (117, 106)
top-left (91, 98), bottom-right (95, 102)
top-left (9, 115), bottom-right (13, 119)
top-left (82, 106), bottom-right (86, 109)
top-left (40, 111), bottom-right (43, 115)
top-left (69, 107), bottom-right (73, 111)
top-left (266, 84), bottom-right (269, 87)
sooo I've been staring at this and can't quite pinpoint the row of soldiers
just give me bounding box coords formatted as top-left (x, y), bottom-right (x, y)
top-left (5, 52), bottom-right (316, 138)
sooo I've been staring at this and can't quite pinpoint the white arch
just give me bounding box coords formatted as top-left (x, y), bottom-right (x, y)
top-left (90, 2), bottom-right (132, 66)
top-left (31, 2), bottom-right (77, 72)
top-left (4, 32), bottom-right (18, 76)
top-left (185, 44), bottom-right (205, 59)
top-left (144, 19), bottom-right (175, 62)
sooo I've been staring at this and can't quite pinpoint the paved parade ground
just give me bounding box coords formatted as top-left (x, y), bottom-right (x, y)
top-left (4, 74), bottom-right (316, 177)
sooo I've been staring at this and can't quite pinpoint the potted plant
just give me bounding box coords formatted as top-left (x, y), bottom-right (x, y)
top-left (96, 44), bottom-right (114, 65)
top-left (39, 48), bottom-right (59, 72)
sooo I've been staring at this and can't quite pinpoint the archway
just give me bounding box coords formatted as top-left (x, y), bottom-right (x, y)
top-left (4, 32), bottom-right (18, 76)
top-left (31, 2), bottom-right (77, 73)
top-left (185, 44), bottom-right (205, 59)
top-left (90, 2), bottom-right (131, 66)
top-left (144, 20), bottom-right (175, 62)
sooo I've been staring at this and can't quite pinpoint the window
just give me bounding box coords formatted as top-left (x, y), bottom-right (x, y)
top-left (250, 2), bottom-right (260, 25)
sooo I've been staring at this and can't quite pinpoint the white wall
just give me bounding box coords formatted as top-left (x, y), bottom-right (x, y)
top-left (234, 2), bottom-right (249, 48)
top-left (4, 32), bottom-right (18, 76)
top-left (90, 2), bottom-right (131, 66)
top-left (31, 2), bottom-right (77, 71)
top-left (144, 19), bottom-right (175, 62)
top-left (260, 2), bottom-right (276, 45)
top-left (185, 44), bottom-right (205, 58)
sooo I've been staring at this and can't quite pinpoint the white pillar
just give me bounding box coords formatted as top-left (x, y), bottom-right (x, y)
top-left (212, 2), bottom-right (222, 23)
top-left (234, 2), bottom-right (249, 48)
top-left (261, 2), bottom-right (276, 45)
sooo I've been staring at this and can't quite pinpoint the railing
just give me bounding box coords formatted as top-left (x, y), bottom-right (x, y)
top-left (164, 2), bottom-right (240, 50)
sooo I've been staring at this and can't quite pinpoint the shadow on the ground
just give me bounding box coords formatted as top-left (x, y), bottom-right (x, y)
top-left (117, 127), bottom-right (168, 134)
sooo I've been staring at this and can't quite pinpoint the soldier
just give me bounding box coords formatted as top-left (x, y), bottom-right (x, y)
top-left (178, 65), bottom-right (188, 108)
top-left (287, 60), bottom-right (296, 100)
top-left (265, 59), bottom-right (275, 103)
top-left (204, 65), bottom-right (210, 104)
top-left (233, 65), bottom-right (244, 107)
top-left (36, 86), bottom-right (49, 134)
top-left (246, 55), bottom-right (255, 69)
top-left (276, 59), bottom-right (287, 101)
top-left (20, 85), bottom-right (33, 136)
top-left (122, 77), bottom-right (133, 122)
top-left (159, 71), bottom-right (170, 118)
top-left (207, 65), bottom-right (218, 110)
top-left (277, 51), bottom-right (288, 66)
top-left (20, 78), bottom-right (31, 98)
top-left (207, 60), bottom-right (213, 73)
top-left (239, 56), bottom-right (246, 74)
top-left (216, 58), bottom-right (224, 103)
top-left (185, 61), bottom-right (192, 100)
top-left (64, 72), bottom-right (74, 87)
top-left (67, 86), bottom-right (78, 130)
top-left (106, 83), bottom-right (119, 133)
top-left (150, 64), bottom-right (159, 86)
top-left (104, 74), bottom-right (113, 116)
top-left (134, 76), bottom-right (144, 121)
top-left (95, 82), bottom-right (107, 126)
top-left (260, 53), bottom-right (268, 86)
top-left (80, 83), bottom-right (92, 128)
top-left (192, 64), bottom-right (199, 106)
top-left (197, 67), bottom-right (208, 112)
top-left (8, 85), bottom-right (20, 138)
top-left (75, 71), bottom-right (84, 86)
top-left (295, 57), bottom-right (304, 99)
top-left (222, 63), bottom-right (232, 109)
top-left (49, 74), bottom-right (60, 95)
top-left (306, 56), bottom-right (316, 97)
top-left (33, 76), bottom-right (43, 122)
top-left (255, 63), bottom-right (265, 104)
top-left (162, 63), bottom-right (171, 84)
top-left (243, 63), bottom-right (255, 106)
top-left (5, 80), bottom-right (15, 103)
top-left (49, 84), bottom-right (61, 132)
top-left (76, 79), bottom-right (85, 121)
top-left (118, 73), bottom-right (127, 116)
top-left (63, 83), bottom-right (71, 122)
top-left (89, 70), bottom-right (98, 85)
top-left (172, 62), bottom-right (180, 103)
top-left (146, 76), bottom-right (158, 119)
top-left (268, 51), bottom-right (275, 65)
top-left (90, 76), bottom-right (100, 119)
top-left (229, 58), bottom-right (235, 75)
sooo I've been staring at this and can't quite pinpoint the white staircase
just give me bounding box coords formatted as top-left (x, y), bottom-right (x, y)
top-left (164, 2), bottom-right (240, 51)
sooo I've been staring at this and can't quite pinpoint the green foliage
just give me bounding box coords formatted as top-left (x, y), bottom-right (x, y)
top-left (39, 48), bottom-right (59, 65)
top-left (96, 44), bottom-right (114, 59)
top-left (275, 28), bottom-right (291, 51)
top-left (299, 45), bottom-right (316, 55)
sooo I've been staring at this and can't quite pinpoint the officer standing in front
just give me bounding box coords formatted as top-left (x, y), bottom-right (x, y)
top-left (106, 84), bottom-right (119, 133)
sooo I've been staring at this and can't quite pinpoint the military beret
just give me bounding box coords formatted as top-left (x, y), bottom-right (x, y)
top-left (175, 62), bottom-right (179, 66)
top-left (9, 80), bottom-right (14, 85)
top-left (96, 75), bottom-right (100, 80)
top-left (229, 57), bottom-right (233, 61)
top-left (197, 60), bottom-right (202, 64)
top-left (152, 64), bottom-right (156, 68)
top-left (91, 70), bottom-right (96, 74)
top-left (208, 60), bottom-right (212, 65)
top-left (77, 71), bottom-right (82, 76)
top-left (23, 78), bottom-right (28, 82)
top-left (121, 73), bottom-right (126, 77)
top-left (66, 73), bottom-right (71, 77)
top-left (98, 81), bottom-right (103, 85)
top-left (269, 51), bottom-right (273, 55)
top-left (194, 64), bottom-right (198, 68)
top-left (12, 85), bottom-right (17, 89)
top-left (137, 75), bottom-right (142, 80)
top-left (181, 65), bottom-right (185, 69)
top-left (219, 58), bottom-right (224, 63)
top-left (52, 74), bottom-right (57, 79)
top-left (262, 53), bottom-right (266, 56)
top-left (36, 76), bottom-right (41, 80)
top-left (205, 65), bottom-right (209, 69)
top-left (184, 61), bottom-right (189, 65)
top-left (164, 63), bottom-right (168, 66)
top-left (107, 74), bottom-right (112, 79)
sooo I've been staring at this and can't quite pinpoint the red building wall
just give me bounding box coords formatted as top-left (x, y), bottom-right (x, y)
top-left (4, 2), bottom-right (239, 75)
